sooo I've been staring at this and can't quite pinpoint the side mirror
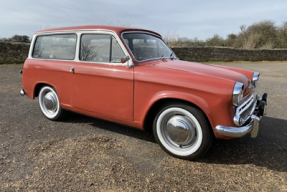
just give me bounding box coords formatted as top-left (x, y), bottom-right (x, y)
top-left (121, 56), bottom-right (130, 63)
top-left (121, 56), bottom-right (134, 68)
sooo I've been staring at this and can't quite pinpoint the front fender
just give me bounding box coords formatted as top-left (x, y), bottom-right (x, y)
top-left (148, 91), bottom-right (211, 122)
top-left (135, 90), bottom-right (218, 131)
top-left (134, 87), bottom-right (235, 140)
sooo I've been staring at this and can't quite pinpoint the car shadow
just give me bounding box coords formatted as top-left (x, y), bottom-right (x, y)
top-left (200, 116), bottom-right (287, 173)
top-left (63, 111), bottom-right (156, 143)
top-left (63, 113), bottom-right (286, 172)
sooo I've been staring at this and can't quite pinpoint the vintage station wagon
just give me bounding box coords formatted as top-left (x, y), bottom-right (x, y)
top-left (20, 26), bottom-right (268, 160)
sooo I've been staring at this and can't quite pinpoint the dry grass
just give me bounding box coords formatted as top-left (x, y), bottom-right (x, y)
top-left (0, 75), bottom-right (11, 80)
top-left (0, 84), bottom-right (22, 90)
top-left (1, 135), bottom-right (286, 191)
top-left (242, 33), bottom-right (260, 49)
top-left (260, 41), bottom-right (275, 49)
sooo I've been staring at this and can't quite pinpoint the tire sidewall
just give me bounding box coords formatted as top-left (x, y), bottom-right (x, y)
top-left (39, 86), bottom-right (63, 120)
top-left (153, 103), bottom-right (212, 160)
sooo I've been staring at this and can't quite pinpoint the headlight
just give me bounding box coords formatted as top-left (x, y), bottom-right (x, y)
top-left (233, 82), bottom-right (244, 106)
top-left (251, 72), bottom-right (260, 88)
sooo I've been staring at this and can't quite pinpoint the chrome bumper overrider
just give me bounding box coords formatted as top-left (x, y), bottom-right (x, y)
top-left (215, 93), bottom-right (267, 138)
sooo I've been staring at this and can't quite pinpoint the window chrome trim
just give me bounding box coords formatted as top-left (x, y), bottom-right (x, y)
top-left (78, 33), bottom-right (125, 64)
top-left (29, 30), bottom-right (133, 67)
top-left (79, 33), bottom-right (111, 63)
top-left (73, 60), bottom-right (127, 66)
top-left (35, 29), bottom-right (118, 35)
top-left (31, 33), bottom-right (78, 61)
top-left (28, 34), bottom-right (37, 58)
top-left (121, 31), bottom-right (177, 63)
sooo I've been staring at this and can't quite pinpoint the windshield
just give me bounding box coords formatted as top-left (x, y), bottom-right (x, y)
top-left (122, 33), bottom-right (176, 61)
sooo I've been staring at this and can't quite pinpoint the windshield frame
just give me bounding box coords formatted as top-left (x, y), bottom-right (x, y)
top-left (121, 31), bottom-right (177, 62)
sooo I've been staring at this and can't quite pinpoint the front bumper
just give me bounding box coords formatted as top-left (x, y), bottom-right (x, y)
top-left (215, 93), bottom-right (267, 138)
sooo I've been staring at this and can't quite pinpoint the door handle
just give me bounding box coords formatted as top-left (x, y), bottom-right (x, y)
top-left (70, 67), bottom-right (74, 73)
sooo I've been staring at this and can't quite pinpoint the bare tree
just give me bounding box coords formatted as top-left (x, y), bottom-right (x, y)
top-left (80, 40), bottom-right (98, 61)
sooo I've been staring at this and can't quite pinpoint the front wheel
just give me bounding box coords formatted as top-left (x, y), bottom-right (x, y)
top-left (39, 86), bottom-right (64, 121)
top-left (153, 104), bottom-right (213, 160)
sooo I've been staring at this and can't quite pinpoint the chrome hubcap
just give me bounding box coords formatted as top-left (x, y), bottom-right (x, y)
top-left (44, 92), bottom-right (57, 111)
top-left (166, 116), bottom-right (195, 145)
top-left (39, 87), bottom-right (59, 118)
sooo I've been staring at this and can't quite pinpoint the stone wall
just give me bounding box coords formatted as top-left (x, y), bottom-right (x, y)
top-left (1, 42), bottom-right (287, 63)
top-left (0, 42), bottom-right (30, 64)
top-left (172, 47), bottom-right (287, 62)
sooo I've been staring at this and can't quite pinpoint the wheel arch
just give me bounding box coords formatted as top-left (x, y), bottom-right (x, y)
top-left (143, 94), bottom-right (214, 135)
top-left (33, 82), bottom-right (57, 98)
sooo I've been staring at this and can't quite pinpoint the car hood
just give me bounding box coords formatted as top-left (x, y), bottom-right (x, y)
top-left (144, 59), bottom-right (251, 88)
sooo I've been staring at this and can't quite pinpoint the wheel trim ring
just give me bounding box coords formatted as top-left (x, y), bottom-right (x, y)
top-left (39, 87), bottom-right (60, 118)
top-left (156, 107), bottom-right (203, 156)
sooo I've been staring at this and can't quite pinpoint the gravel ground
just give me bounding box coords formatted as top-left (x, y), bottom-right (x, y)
top-left (0, 61), bottom-right (286, 191)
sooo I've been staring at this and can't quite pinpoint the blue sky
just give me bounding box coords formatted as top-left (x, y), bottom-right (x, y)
top-left (1, 0), bottom-right (286, 40)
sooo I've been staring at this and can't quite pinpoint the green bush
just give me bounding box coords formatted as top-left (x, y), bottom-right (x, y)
top-left (206, 34), bottom-right (225, 47)
top-left (236, 20), bottom-right (277, 49)
top-left (0, 35), bottom-right (30, 43)
top-left (276, 22), bottom-right (287, 48)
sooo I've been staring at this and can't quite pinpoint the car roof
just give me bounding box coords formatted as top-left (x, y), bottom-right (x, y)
top-left (35, 25), bottom-right (161, 38)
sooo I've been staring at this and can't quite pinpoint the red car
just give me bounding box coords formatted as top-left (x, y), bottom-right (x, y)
top-left (20, 26), bottom-right (268, 160)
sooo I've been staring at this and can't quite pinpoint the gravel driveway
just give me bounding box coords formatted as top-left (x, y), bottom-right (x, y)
top-left (0, 62), bottom-right (286, 191)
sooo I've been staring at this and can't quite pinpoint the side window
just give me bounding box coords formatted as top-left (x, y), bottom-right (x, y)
top-left (80, 34), bottom-right (110, 62)
top-left (80, 34), bottom-right (125, 63)
top-left (32, 34), bottom-right (76, 60)
top-left (111, 36), bottom-right (125, 63)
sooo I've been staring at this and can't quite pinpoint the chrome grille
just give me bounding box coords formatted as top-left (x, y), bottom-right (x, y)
top-left (241, 101), bottom-right (255, 120)
top-left (236, 94), bottom-right (256, 121)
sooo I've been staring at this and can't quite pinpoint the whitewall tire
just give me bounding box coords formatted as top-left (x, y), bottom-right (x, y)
top-left (153, 103), bottom-right (213, 160)
top-left (39, 86), bottom-right (64, 120)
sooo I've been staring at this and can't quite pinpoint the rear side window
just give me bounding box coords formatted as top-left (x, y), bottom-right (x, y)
top-left (32, 34), bottom-right (77, 60)
top-left (80, 34), bottom-right (125, 63)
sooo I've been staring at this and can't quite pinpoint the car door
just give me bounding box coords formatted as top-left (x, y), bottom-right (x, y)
top-left (71, 33), bottom-right (134, 121)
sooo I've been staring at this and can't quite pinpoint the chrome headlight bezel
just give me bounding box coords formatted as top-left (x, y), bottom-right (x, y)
top-left (250, 72), bottom-right (260, 88)
top-left (233, 82), bottom-right (244, 106)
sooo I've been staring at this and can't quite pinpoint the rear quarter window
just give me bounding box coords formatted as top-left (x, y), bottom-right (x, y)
top-left (32, 34), bottom-right (77, 60)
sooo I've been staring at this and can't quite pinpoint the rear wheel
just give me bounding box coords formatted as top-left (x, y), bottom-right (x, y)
top-left (39, 86), bottom-right (64, 121)
top-left (153, 103), bottom-right (213, 160)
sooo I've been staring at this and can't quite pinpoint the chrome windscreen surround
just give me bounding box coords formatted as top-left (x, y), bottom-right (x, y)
top-left (233, 93), bottom-right (257, 126)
